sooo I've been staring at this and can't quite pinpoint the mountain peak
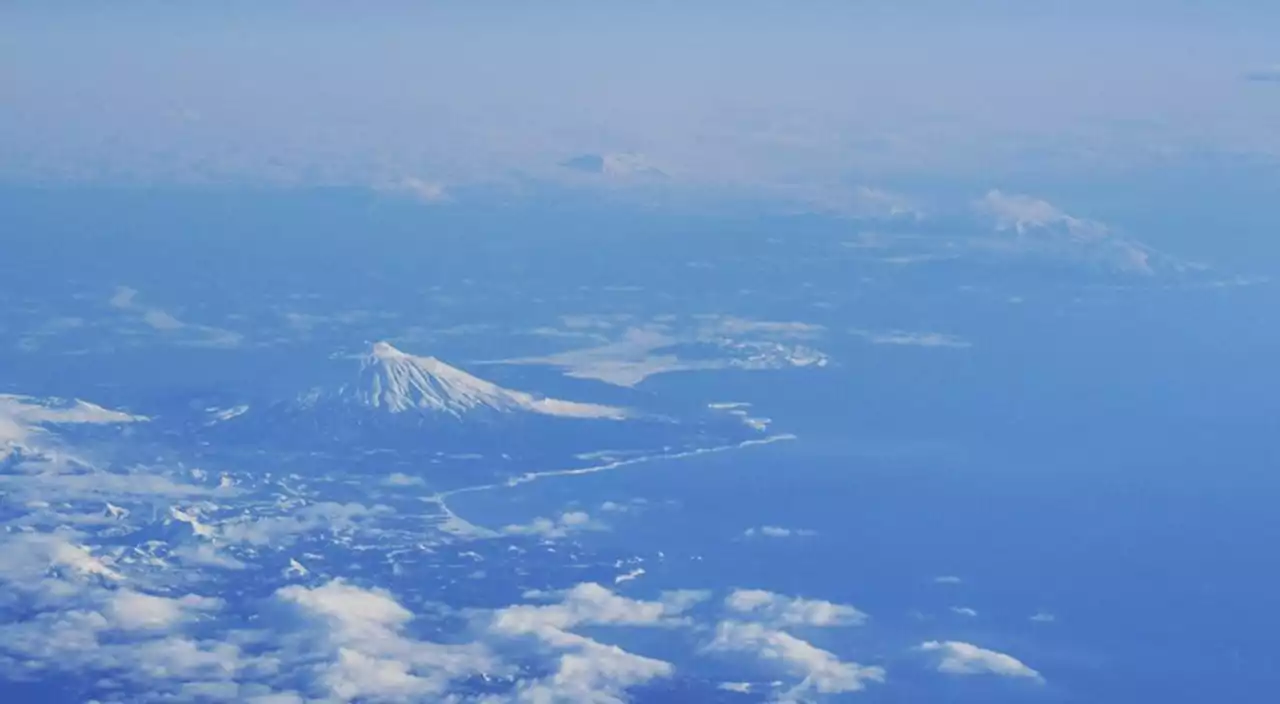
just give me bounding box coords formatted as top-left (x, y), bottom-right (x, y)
top-left (369, 341), bottom-right (408, 360)
top-left (339, 343), bottom-right (626, 420)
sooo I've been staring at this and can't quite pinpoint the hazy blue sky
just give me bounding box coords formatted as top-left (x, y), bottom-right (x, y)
top-left (4, 1), bottom-right (1279, 194)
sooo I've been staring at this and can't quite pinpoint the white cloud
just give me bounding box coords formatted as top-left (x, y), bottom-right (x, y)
top-left (851, 186), bottom-right (923, 219)
top-left (3, 511), bottom-right (908, 704)
top-left (501, 511), bottom-right (606, 539)
top-left (109, 286), bottom-right (139, 308)
top-left (614, 568), bottom-right (645, 585)
top-left (173, 543), bottom-right (248, 570)
top-left (707, 621), bottom-right (885, 697)
top-left (743, 525), bottom-right (817, 539)
top-left (919, 640), bottom-right (1043, 681)
top-left (277, 579), bottom-right (500, 701)
top-left (724, 589), bottom-right (868, 628)
top-left (384, 472), bottom-right (426, 486)
top-left (0, 532), bottom-right (124, 590)
top-left (489, 583), bottom-right (704, 703)
top-left (849, 329), bottom-right (972, 348)
top-left (506, 638), bottom-right (675, 703)
top-left (277, 579), bottom-right (414, 634)
top-left (108, 286), bottom-right (244, 348)
top-left (107, 591), bottom-right (222, 631)
top-left (244, 694), bottom-right (306, 704)
top-left (1030, 611), bottom-right (1057, 623)
top-left (1, 471), bottom-right (217, 510)
top-left (0, 532), bottom-right (258, 700)
top-left (491, 582), bottom-right (705, 637)
top-left (708, 589), bottom-right (879, 699)
top-left (387, 176), bottom-right (451, 203)
top-left (218, 502), bottom-right (385, 546)
top-left (142, 308), bottom-right (185, 331)
top-left (598, 498), bottom-right (649, 513)
top-left (933, 575), bottom-right (963, 585)
top-left (949, 606), bottom-right (978, 618)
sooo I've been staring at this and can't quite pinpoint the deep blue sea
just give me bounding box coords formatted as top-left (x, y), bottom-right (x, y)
top-left (4, 188), bottom-right (1278, 702)
top-left (448, 283), bottom-right (1280, 703)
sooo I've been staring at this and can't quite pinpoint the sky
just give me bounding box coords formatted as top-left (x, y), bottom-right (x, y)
top-left (4, 1), bottom-right (1279, 197)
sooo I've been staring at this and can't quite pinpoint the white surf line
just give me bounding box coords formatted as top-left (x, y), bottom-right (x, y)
top-left (426, 433), bottom-right (796, 529)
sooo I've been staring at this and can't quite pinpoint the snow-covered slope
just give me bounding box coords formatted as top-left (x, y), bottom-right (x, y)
top-left (314, 342), bottom-right (627, 420)
top-left (1, 394), bottom-right (147, 460)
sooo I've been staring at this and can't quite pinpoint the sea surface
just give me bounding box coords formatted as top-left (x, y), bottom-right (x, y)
top-left (446, 286), bottom-right (1280, 703)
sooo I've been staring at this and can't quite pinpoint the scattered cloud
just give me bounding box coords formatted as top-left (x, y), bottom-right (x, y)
top-left (109, 286), bottom-right (244, 348)
top-left (3, 386), bottom-right (908, 702)
top-left (383, 472), bottom-right (426, 487)
top-left (706, 587), bottom-right (881, 699)
top-left (850, 329), bottom-right (972, 348)
top-left (108, 590), bottom-right (223, 631)
top-left (598, 498), bottom-right (650, 513)
top-left (1, 490), bottom-right (889, 704)
top-left (172, 543), bottom-right (248, 570)
top-left (614, 568), bottom-right (646, 585)
top-left (918, 641), bottom-right (1043, 681)
top-left (707, 621), bottom-right (885, 698)
top-left (506, 637), bottom-right (674, 703)
top-left (501, 511), bottom-right (607, 539)
top-left (217, 502), bottom-right (386, 546)
top-left (933, 576), bottom-right (963, 585)
top-left (949, 606), bottom-right (978, 618)
top-left (1030, 611), bottom-right (1057, 623)
top-left (0, 532), bottom-right (124, 589)
top-left (492, 582), bottom-right (706, 636)
top-left (488, 582), bottom-right (706, 702)
top-left (14, 316), bottom-right (86, 352)
top-left (724, 589), bottom-right (868, 628)
top-left (276, 579), bottom-right (499, 702)
top-left (743, 525), bottom-right (817, 538)
top-left (839, 186), bottom-right (926, 220)
top-left (0, 531), bottom-right (265, 701)
top-left (384, 176), bottom-right (451, 203)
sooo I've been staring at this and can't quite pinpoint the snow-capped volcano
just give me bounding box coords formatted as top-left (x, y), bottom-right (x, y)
top-left (326, 342), bottom-right (627, 420)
